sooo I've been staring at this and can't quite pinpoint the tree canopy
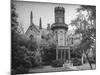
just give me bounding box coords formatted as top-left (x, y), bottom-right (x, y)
top-left (70, 5), bottom-right (96, 69)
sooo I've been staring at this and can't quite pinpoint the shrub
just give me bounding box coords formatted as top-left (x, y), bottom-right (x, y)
top-left (72, 58), bottom-right (82, 66)
top-left (51, 59), bottom-right (64, 67)
top-left (11, 46), bottom-right (31, 74)
top-left (42, 45), bottom-right (56, 65)
top-left (11, 65), bottom-right (29, 75)
top-left (88, 57), bottom-right (96, 64)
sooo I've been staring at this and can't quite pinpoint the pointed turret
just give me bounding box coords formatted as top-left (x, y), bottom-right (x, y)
top-left (39, 17), bottom-right (42, 29)
top-left (30, 11), bottom-right (33, 25)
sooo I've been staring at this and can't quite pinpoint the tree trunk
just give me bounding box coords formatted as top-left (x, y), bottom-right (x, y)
top-left (81, 53), bottom-right (84, 65)
top-left (84, 50), bottom-right (93, 69)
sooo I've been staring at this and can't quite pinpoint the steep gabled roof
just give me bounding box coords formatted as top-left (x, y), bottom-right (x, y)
top-left (25, 11), bottom-right (40, 35)
top-left (25, 23), bottom-right (40, 35)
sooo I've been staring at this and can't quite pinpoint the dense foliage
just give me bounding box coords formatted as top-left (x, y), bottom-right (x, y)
top-left (70, 5), bottom-right (96, 69)
top-left (40, 33), bottom-right (56, 65)
top-left (11, 3), bottom-right (39, 74)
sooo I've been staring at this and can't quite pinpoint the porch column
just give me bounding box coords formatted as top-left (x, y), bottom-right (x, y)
top-left (61, 49), bottom-right (62, 60)
top-left (68, 48), bottom-right (70, 63)
top-left (56, 49), bottom-right (58, 60)
top-left (64, 49), bottom-right (66, 61)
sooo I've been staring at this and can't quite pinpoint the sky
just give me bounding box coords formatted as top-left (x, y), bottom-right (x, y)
top-left (13, 1), bottom-right (80, 32)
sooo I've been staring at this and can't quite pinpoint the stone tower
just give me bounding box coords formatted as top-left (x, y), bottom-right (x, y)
top-left (55, 6), bottom-right (65, 23)
top-left (51, 6), bottom-right (69, 61)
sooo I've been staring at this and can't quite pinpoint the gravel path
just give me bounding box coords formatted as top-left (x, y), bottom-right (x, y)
top-left (29, 64), bottom-right (96, 73)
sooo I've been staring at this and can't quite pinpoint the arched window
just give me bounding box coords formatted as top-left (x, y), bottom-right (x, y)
top-left (59, 31), bottom-right (63, 40)
top-left (29, 34), bottom-right (33, 40)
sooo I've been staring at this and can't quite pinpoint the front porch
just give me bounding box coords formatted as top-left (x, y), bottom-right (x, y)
top-left (56, 46), bottom-right (71, 63)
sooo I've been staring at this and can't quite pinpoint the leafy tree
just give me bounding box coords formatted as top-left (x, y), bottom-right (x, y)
top-left (11, 2), bottom-right (18, 32)
top-left (11, 2), bottom-right (39, 74)
top-left (40, 32), bottom-right (56, 65)
top-left (70, 5), bottom-right (96, 69)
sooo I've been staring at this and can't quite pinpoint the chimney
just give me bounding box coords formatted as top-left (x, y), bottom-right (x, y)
top-left (47, 23), bottom-right (51, 30)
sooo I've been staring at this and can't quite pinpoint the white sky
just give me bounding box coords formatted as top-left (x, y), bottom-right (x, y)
top-left (13, 1), bottom-right (80, 32)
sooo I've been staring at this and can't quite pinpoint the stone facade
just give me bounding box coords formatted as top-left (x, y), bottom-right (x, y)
top-left (25, 11), bottom-right (41, 42)
top-left (25, 7), bottom-right (82, 62)
top-left (25, 11), bottom-right (52, 44)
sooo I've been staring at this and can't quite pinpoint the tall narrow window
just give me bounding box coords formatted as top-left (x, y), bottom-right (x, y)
top-left (55, 31), bottom-right (58, 42)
